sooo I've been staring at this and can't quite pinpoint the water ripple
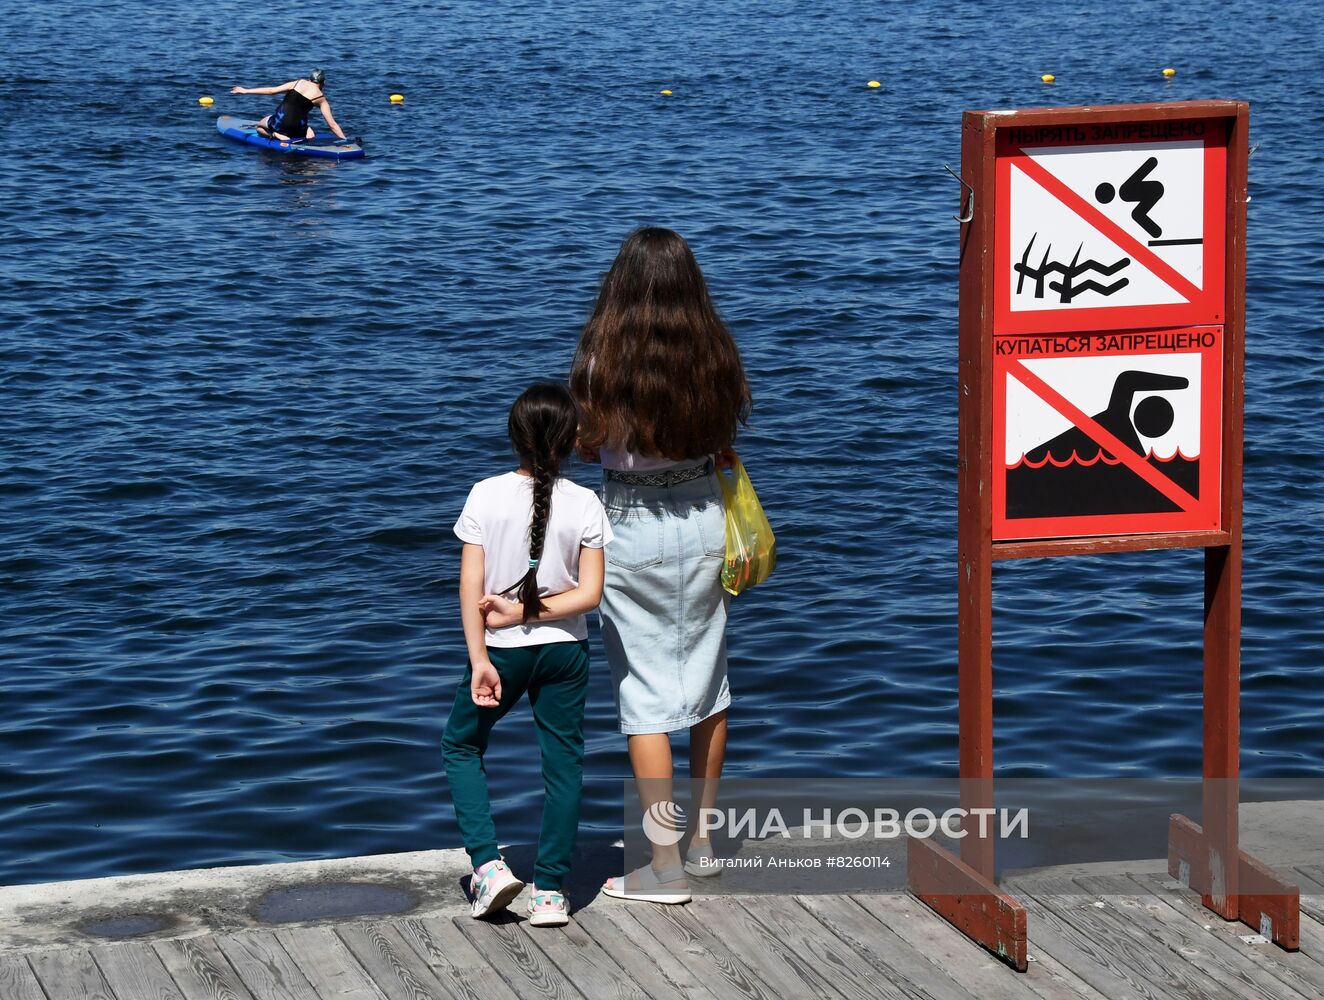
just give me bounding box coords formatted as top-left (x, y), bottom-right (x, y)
top-left (0, 0), bottom-right (1321, 885)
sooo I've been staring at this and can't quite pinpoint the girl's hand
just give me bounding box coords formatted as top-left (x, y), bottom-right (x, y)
top-left (471, 660), bottom-right (502, 707)
top-left (230, 86), bottom-right (246, 94)
top-left (480, 593), bottom-right (524, 629)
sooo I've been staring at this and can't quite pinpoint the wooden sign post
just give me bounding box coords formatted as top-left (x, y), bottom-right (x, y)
top-left (908, 100), bottom-right (1300, 971)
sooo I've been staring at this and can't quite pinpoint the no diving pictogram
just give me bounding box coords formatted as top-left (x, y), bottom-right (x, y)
top-left (992, 327), bottom-right (1223, 540)
top-left (994, 121), bottom-right (1227, 335)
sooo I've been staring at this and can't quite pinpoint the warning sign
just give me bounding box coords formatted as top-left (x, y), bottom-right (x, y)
top-left (994, 121), bottom-right (1226, 335)
top-left (992, 326), bottom-right (1222, 540)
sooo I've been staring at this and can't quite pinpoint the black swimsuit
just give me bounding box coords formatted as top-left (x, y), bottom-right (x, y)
top-left (267, 86), bottom-right (318, 138)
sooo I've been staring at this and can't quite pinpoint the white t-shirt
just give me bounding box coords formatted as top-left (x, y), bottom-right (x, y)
top-left (454, 472), bottom-right (613, 648)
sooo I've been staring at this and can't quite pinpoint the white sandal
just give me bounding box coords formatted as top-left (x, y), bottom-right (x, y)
top-left (683, 842), bottom-right (724, 878)
top-left (602, 864), bottom-right (691, 904)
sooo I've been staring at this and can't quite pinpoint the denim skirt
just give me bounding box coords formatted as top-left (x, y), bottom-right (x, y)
top-left (599, 466), bottom-right (731, 735)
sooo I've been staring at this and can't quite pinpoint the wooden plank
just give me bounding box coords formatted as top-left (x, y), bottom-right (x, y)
top-left (92, 940), bottom-right (188, 1000)
top-left (907, 836), bottom-right (1028, 970)
top-left (1286, 863), bottom-right (1324, 895)
top-left (1018, 880), bottom-right (1247, 1000)
top-left (27, 947), bottom-right (116, 1000)
top-left (745, 895), bottom-right (938, 1000)
top-left (1303, 895), bottom-right (1324, 928)
top-left (793, 894), bottom-right (978, 1000)
top-left (847, 892), bottom-right (1102, 1000)
top-left (336, 920), bottom-right (457, 1000)
top-left (275, 925), bottom-right (388, 1000)
top-left (575, 905), bottom-right (724, 1000)
top-left (216, 929), bottom-right (320, 1000)
top-left (451, 914), bottom-right (585, 1000)
top-left (1134, 873), bottom-right (1324, 989)
top-left (396, 916), bottom-right (520, 1000)
top-left (1288, 866), bottom-right (1324, 925)
top-left (687, 897), bottom-right (851, 1000)
top-left (154, 936), bottom-right (257, 1000)
top-left (513, 916), bottom-right (654, 1000)
top-left (1288, 865), bottom-right (1324, 896)
top-left (690, 897), bottom-right (852, 1000)
top-left (625, 901), bottom-right (781, 1000)
top-left (1009, 886), bottom-right (1183, 1000)
top-left (1075, 874), bottom-right (1305, 1000)
top-left (0, 956), bottom-right (48, 1000)
top-left (1014, 940), bottom-right (1115, 1000)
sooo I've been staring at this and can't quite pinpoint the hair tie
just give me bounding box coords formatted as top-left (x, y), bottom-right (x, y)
top-left (529, 558), bottom-right (539, 568)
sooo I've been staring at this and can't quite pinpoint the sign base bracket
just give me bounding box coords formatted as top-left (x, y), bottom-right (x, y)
top-left (907, 835), bottom-right (1028, 972)
top-left (1167, 813), bottom-right (1300, 950)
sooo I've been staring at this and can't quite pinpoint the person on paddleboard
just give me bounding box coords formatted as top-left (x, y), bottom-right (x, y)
top-left (230, 69), bottom-right (347, 142)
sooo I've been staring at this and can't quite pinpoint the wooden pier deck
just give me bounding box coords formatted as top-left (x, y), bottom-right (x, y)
top-left (4, 866), bottom-right (1324, 1000)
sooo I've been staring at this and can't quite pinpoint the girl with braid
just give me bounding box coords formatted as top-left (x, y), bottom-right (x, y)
top-left (442, 383), bottom-right (612, 927)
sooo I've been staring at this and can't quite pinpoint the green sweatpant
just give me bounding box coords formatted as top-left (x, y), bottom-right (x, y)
top-left (441, 640), bottom-right (589, 891)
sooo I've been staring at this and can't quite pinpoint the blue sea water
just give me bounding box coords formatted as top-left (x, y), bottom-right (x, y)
top-left (1, 1), bottom-right (1321, 886)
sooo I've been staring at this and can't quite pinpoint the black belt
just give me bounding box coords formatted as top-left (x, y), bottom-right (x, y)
top-left (604, 459), bottom-right (713, 487)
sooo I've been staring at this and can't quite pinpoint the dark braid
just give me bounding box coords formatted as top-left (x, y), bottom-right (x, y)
top-left (502, 383), bottom-right (579, 624)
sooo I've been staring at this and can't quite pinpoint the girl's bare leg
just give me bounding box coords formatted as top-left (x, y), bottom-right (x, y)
top-left (627, 733), bottom-right (684, 876)
top-left (688, 709), bottom-right (727, 847)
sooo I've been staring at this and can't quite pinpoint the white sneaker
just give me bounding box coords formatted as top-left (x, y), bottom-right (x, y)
top-left (470, 859), bottom-right (525, 919)
top-left (526, 886), bottom-right (570, 927)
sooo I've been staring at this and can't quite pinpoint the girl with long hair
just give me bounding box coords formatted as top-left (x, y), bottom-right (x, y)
top-left (441, 383), bottom-right (612, 926)
top-left (570, 227), bottom-right (751, 902)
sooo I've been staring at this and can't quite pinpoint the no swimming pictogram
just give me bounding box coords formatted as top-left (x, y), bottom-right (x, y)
top-left (994, 120), bottom-right (1227, 335)
top-left (992, 326), bottom-right (1223, 540)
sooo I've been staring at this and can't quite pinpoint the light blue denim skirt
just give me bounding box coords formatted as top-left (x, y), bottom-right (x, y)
top-left (599, 466), bottom-right (731, 735)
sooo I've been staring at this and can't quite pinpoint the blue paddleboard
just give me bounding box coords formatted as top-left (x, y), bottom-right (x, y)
top-left (216, 115), bottom-right (365, 160)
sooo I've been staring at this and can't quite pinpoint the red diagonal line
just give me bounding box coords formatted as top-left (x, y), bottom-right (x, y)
top-left (1013, 152), bottom-right (1203, 303)
top-left (1008, 360), bottom-right (1198, 513)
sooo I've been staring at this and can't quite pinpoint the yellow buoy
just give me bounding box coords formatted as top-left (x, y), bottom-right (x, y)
top-left (198, 96), bottom-right (214, 106)
top-left (389, 93), bottom-right (404, 104)
top-left (867, 80), bottom-right (881, 89)
top-left (1162, 67), bottom-right (1177, 78)
top-left (1041, 74), bottom-right (1056, 84)
top-left (659, 89), bottom-right (672, 96)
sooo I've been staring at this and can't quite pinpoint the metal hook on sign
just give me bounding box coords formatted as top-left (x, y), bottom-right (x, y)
top-left (944, 164), bottom-right (974, 224)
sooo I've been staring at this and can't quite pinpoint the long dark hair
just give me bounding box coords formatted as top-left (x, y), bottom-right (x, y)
top-left (569, 227), bottom-right (751, 459)
top-left (502, 383), bottom-right (578, 623)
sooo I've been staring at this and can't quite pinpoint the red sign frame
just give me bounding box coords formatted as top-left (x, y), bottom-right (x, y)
top-left (914, 102), bottom-right (1300, 975)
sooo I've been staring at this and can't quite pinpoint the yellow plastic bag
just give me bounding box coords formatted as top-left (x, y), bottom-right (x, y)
top-left (717, 458), bottom-right (776, 596)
